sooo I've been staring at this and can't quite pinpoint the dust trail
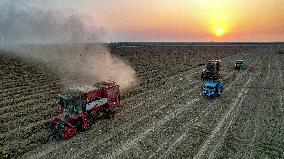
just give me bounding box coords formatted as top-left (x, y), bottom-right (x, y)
top-left (3, 44), bottom-right (137, 91)
top-left (0, 1), bottom-right (137, 90)
top-left (0, 1), bottom-right (103, 43)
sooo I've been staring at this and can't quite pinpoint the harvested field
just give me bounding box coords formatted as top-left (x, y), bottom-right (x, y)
top-left (0, 44), bottom-right (283, 159)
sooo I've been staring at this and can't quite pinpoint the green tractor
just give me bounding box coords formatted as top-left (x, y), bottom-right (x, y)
top-left (235, 60), bottom-right (244, 70)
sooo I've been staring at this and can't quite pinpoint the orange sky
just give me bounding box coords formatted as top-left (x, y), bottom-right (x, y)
top-left (82, 0), bottom-right (284, 42)
top-left (3, 0), bottom-right (284, 42)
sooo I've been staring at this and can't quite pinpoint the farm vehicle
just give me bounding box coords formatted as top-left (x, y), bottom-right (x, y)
top-left (235, 60), bottom-right (244, 70)
top-left (203, 80), bottom-right (224, 98)
top-left (277, 50), bottom-right (283, 54)
top-left (201, 60), bottom-right (221, 80)
top-left (50, 82), bottom-right (120, 140)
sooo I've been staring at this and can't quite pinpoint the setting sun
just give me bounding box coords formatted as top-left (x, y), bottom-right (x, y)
top-left (214, 28), bottom-right (224, 37)
top-left (0, 0), bottom-right (283, 42)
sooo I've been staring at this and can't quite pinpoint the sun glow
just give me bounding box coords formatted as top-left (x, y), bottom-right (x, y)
top-left (76, 0), bottom-right (284, 41)
top-left (208, 13), bottom-right (232, 38)
top-left (214, 28), bottom-right (224, 37)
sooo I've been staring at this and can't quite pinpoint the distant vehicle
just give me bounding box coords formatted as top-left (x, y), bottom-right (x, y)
top-left (201, 60), bottom-right (221, 80)
top-left (235, 60), bottom-right (244, 70)
top-left (50, 82), bottom-right (120, 140)
top-left (277, 50), bottom-right (283, 54)
top-left (203, 80), bottom-right (224, 98)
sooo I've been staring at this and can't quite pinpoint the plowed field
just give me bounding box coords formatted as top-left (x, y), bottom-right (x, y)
top-left (0, 44), bottom-right (283, 159)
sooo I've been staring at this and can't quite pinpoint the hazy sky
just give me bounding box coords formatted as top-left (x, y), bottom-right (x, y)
top-left (1, 0), bottom-right (284, 42)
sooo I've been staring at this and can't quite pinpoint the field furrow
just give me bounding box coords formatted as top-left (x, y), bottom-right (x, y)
top-left (0, 44), bottom-right (283, 159)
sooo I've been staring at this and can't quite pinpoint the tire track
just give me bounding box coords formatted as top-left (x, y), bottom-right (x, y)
top-left (244, 51), bottom-right (284, 159)
top-left (276, 54), bottom-right (283, 112)
top-left (121, 51), bottom-right (250, 121)
top-left (216, 50), bottom-right (283, 159)
top-left (123, 52), bottom-right (249, 105)
top-left (24, 54), bottom-right (248, 159)
top-left (38, 78), bottom-right (202, 159)
top-left (192, 52), bottom-right (266, 159)
top-left (95, 52), bottom-right (255, 158)
top-left (16, 49), bottom-right (250, 158)
top-left (152, 53), bottom-right (260, 159)
top-left (213, 50), bottom-right (283, 159)
top-left (16, 62), bottom-right (206, 158)
top-left (193, 75), bottom-right (253, 159)
top-left (246, 52), bottom-right (271, 158)
top-left (105, 98), bottom-right (201, 159)
top-left (63, 51), bottom-right (250, 159)
top-left (21, 71), bottom-right (200, 159)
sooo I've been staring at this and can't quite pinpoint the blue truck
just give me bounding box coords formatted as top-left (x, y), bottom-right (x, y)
top-left (203, 80), bottom-right (224, 98)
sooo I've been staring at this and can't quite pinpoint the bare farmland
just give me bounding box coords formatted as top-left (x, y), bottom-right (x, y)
top-left (0, 44), bottom-right (283, 158)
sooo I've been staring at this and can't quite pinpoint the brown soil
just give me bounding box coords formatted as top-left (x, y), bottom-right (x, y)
top-left (0, 44), bottom-right (283, 159)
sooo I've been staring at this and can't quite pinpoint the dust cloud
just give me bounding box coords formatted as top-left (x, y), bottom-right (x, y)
top-left (0, 2), bottom-right (137, 91)
top-left (0, 2), bottom-right (104, 43)
top-left (4, 44), bottom-right (137, 91)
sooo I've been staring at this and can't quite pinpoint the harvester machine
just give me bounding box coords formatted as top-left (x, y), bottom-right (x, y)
top-left (50, 82), bottom-right (120, 140)
top-left (201, 60), bottom-right (221, 80)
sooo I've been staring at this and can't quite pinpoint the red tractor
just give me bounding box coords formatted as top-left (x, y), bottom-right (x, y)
top-left (50, 82), bottom-right (120, 140)
top-left (201, 60), bottom-right (221, 80)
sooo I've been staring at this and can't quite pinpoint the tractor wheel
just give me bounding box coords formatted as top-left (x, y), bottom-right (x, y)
top-left (76, 119), bottom-right (90, 132)
top-left (76, 120), bottom-right (83, 131)
top-left (118, 94), bottom-right (121, 101)
top-left (215, 88), bottom-right (220, 97)
top-left (107, 111), bottom-right (114, 119)
top-left (104, 108), bottom-right (114, 119)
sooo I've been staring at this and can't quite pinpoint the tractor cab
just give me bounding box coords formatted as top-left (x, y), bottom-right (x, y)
top-left (58, 90), bottom-right (85, 117)
top-left (206, 62), bottom-right (217, 72)
top-left (235, 60), bottom-right (244, 70)
top-left (203, 80), bottom-right (224, 98)
top-left (51, 90), bottom-right (87, 140)
top-left (201, 60), bottom-right (221, 80)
